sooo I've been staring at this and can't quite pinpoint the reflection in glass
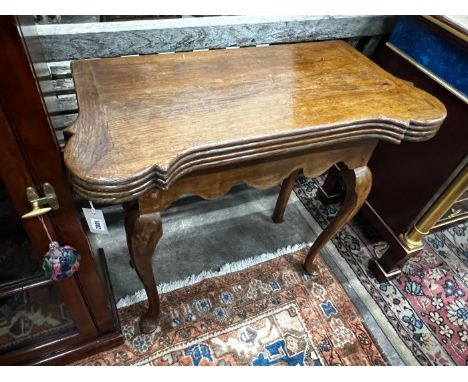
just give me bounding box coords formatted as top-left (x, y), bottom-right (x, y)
top-left (0, 180), bottom-right (77, 353)
top-left (0, 179), bottom-right (42, 285)
top-left (0, 284), bottom-right (76, 354)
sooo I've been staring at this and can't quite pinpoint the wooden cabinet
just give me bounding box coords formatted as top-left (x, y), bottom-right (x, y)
top-left (0, 16), bottom-right (122, 365)
top-left (365, 16), bottom-right (467, 279)
top-left (433, 190), bottom-right (468, 230)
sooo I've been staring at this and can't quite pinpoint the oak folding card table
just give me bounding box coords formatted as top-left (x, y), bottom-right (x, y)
top-left (64, 41), bottom-right (446, 333)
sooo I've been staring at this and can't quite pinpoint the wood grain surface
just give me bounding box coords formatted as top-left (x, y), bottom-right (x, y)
top-left (64, 41), bottom-right (446, 203)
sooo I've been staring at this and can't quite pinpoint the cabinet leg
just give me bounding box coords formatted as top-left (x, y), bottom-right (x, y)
top-left (304, 164), bottom-right (372, 273)
top-left (316, 165), bottom-right (345, 205)
top-left (272, 169), bottom-right (300, 223)
top-left (124, 205), bottom-right (163, 333)
top-left (368, 257), bottom-right (402, 283)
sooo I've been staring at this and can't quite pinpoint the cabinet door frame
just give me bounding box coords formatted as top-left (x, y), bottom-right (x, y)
top-left (0, 15), bottom-right (120, 365)
top-left (0, 95), bottom-right (98, 364)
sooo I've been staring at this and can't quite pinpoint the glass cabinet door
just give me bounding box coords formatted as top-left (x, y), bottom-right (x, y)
top-left (0, 179), bottom-right (77, 355)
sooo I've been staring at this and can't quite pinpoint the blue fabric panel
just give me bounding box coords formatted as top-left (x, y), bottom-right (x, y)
top-left (389, 16), bottom-right (468, 96)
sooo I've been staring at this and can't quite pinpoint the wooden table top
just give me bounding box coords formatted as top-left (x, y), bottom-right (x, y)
top-left (64, 40), bottom-right (446, 199)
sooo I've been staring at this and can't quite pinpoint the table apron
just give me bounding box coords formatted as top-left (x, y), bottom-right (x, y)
top-left (139, 139), bottom-right (377, 214)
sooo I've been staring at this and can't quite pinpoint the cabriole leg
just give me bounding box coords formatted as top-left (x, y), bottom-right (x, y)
top-left (272, 169), bottom-right (300, 223)
top-left (304, 164), bottom-right (372, 273)
top-left (124, 204), bottom-right (163, 333)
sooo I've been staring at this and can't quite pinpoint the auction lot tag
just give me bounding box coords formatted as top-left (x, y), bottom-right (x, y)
top-left (82, 203), bottom-right (109, 234)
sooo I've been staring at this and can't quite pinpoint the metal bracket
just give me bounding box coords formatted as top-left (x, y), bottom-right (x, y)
top-left (22, 182), bottom-right (59, 219)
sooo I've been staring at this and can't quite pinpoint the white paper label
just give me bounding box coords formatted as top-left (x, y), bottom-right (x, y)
top-left (82, 207), bottom-right (109, 234)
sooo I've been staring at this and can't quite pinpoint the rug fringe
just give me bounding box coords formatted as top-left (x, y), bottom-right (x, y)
top-left (116, 242), bottom-right (312, 309)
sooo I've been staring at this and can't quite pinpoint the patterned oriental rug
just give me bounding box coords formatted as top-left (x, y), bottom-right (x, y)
top-left (74, 247), bottom-right (387, 366)
top-left (294, 174), bottom-right (468, 366)
top-left (74, 173), bottom-right (467, 366)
